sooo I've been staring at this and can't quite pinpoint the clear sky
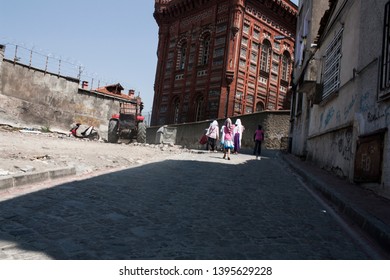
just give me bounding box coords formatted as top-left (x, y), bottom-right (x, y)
top-left (0, 0), bottom-right (298, 117)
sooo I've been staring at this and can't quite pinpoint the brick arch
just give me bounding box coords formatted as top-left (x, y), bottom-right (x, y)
top-left (176, 36), bottom-right (189, 70)
top-left (198, 29), bottom-right (212, 66)
top-left (256, 101), bottom-right (265, 112)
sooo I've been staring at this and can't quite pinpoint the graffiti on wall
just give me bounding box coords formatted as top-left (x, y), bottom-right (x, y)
top-left (343, 94), bottom-right (356, 120)
top-left (359, 91), bottom-right (370, 113)
top-left (337, 128), bottom-right (353, 161)
top-left (320, 94), bottom-right (357, 129)
top-left (359, 91), bottom-right (390, 126)
top-left (367, 109), bottom-right (385, 123)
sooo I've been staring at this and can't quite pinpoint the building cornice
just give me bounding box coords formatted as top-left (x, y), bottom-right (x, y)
top-left (154, 0), bottom-right (297, 26)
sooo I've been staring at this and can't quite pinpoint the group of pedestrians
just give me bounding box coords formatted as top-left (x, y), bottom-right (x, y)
top-left (202, 118), bottom-right (264, 160)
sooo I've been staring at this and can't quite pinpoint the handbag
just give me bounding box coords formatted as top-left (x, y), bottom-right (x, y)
top-left (199, 134), bottom-right (208, 145)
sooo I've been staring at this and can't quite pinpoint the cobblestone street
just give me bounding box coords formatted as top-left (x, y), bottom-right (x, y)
top-left (0, 150), bottom-right (380, 259)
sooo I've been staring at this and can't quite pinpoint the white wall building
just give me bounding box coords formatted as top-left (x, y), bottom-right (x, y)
top-left (291, 0), bottom-right (390, 199)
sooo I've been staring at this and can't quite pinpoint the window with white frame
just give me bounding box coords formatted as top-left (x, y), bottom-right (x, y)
top-left (242, 37), bottom-right (248, 46)
top-left (250, 51), bottom-right (257, 62)
top-left (260, 41), bottom-right (271, 72)
top-left (322, 28), bottom-right (343, 99)
top-left (281, 52), bottom-right (290, 81)
top-left (253, 29), bottom-right (260, 40)
top-left (380, 1), bottom-right (390, 98)
top-left (240, 47), bottom-right (247, 58)
top-left (250, 63), bottom-right (257, 72)
top-left (252, 42), bottom-right (259, 51)
top-left (271, 62), bottom-right (279, 74)
top-left (239, 58), bottom-right (246, 68)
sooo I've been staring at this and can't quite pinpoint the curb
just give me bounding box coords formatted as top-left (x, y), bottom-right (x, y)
top-left (281, 153), bottom-right (390, 254)
top-left (0, 167), bottom-right (76, 191)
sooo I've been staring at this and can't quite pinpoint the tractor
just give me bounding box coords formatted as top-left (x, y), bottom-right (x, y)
top-left (107, 100), bottom-right (146, 143)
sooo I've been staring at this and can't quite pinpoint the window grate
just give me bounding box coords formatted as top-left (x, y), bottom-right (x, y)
top-left (322, 28), bottom-right (343, 100)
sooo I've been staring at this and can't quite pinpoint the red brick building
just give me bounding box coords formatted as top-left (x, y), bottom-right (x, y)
top-left (152, 0), bottom-right (297, 126)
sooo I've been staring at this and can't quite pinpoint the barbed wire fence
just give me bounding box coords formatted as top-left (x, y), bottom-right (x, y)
top-left (1, 42), bottom-right (131, 92)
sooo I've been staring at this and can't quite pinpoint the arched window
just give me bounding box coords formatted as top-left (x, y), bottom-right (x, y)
top-left (281, 52), bottom-right (291, 81)
top-left (199, 34), bottom-right (211, 66)
top-left (177, 41), bottom-right (187, 70)
top-left (260, 40), bottom-right (271, 72)
top-left (195, 96), bottom-right (204, 121)
top-left (256, 101), bottom-right (265, 112)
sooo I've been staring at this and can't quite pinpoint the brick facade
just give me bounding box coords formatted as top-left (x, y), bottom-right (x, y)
top-left (152, 0), bottom-right (297, 126)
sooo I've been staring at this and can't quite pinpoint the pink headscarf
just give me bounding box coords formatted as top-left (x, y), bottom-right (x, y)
top-left (224, 118), bottom-right (233, 133)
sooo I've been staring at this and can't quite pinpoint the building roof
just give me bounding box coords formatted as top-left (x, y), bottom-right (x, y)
top-left (94, 83), bottom-right (135, 101)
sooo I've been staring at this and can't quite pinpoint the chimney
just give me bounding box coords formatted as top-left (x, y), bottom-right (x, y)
top-left (128, 89), bottom-right (135, 99)
top-left (81, 81), bottom-right (89, 89)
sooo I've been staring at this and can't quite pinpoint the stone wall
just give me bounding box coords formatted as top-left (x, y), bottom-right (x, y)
top-left (147, 111), bottom-right (290, 151)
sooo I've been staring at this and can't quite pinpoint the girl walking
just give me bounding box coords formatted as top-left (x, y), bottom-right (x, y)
top-left (222, 118), bottom-right (235, 160)
top-left (253, 124), bottom-right (264, 160)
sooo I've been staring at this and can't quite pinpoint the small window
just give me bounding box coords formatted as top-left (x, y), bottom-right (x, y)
top-left (240, 47), bottom-right (247, 58)
top-left (250, 51), bottom-right (257, 62)
top-left (274, 41), bottom-right (280, 51)
top-left (239, 58), bottom-right (246, 68)
top-left (243, 24), bottom-right (250, 34)
top-left (253, 29), bottom-right (260, 40)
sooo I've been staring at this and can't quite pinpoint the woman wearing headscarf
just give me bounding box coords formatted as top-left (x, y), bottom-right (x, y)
top-left (233, 118), bottom-right (244, 154)
top-left (222, 118), bottom-right (235, 160)
top-left (206, 120), bottom-right (219, 152)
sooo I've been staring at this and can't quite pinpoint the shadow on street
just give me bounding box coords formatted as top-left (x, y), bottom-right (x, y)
top-left (0, 152), bottom-right (373, 259)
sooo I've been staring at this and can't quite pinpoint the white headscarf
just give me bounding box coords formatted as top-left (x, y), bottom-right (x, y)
top-left (234, 119), bottom-right (244, 145)
top-left (234, 119), bottom-right (243, 134)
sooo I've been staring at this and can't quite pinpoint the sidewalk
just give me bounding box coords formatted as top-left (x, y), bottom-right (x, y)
top-left (281, 152), bottom-right (390, 255)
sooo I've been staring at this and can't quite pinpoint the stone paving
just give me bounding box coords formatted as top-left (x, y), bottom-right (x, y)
top-left (0, 150), bottom-right (378, 259)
